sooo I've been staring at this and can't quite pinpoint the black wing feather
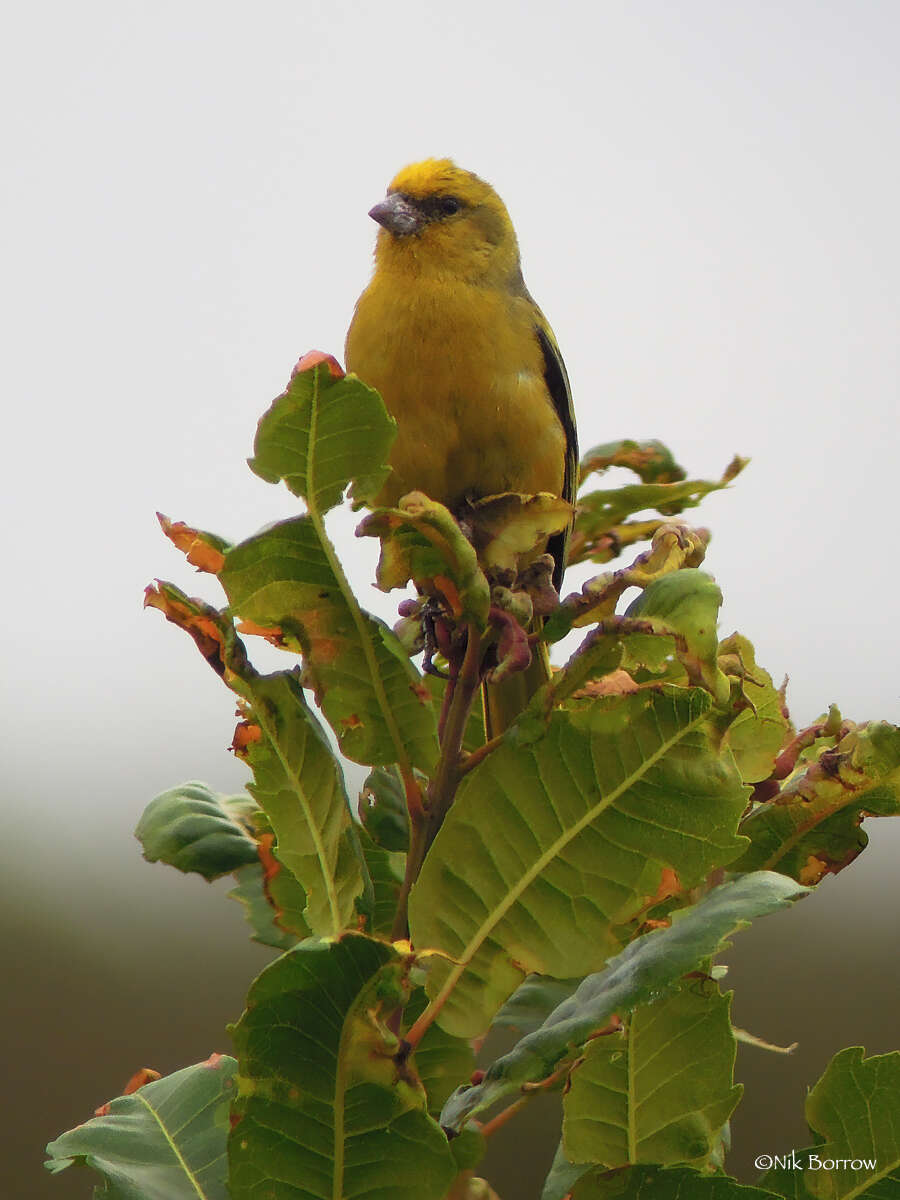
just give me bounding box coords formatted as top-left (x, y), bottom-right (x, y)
top-left (534, 323), bottom-right (578, 591)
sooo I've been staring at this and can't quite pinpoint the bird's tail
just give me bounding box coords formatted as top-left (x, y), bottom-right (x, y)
top-left (482, 636), bottom-right (552, 740)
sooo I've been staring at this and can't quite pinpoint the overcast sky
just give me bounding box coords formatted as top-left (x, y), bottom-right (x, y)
top-left (5, 3), bottom-right (900, 1187)
top-left (8, 0), bottom-right (899, 821)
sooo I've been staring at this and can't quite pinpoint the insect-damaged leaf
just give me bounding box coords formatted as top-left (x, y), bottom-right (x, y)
top-left (737, 720), bottom-right (900, 884)
top-left (220, 515), bottom-right (439, 773)
top-left (410, 687), bottom-right (749, 1039)
top-left (625, 569), bottom-right (730, 705)
top-left (157, 512), bottom-right (231, 573)
top-left (357, 490), bottom-right (491, 625)
top-left (579, 438), bottom-right (688, 486)
top-left (234, 669), bottom-right (363, 937)
top-left (718, 634), bottom-right (792, 785)
top-left (228, 935), bottom-right (456, 1200)
top-left (569, 456), bottom-right (746, 568)
top-left (144, 581), bottom-right (362, 937)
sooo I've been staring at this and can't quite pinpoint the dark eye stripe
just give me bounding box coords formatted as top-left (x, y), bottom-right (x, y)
top-left (401, 193), bottom-right (464, 221)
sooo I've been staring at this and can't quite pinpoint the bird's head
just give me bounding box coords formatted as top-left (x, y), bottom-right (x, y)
top-left (369, 158), bottom-right (521, 285)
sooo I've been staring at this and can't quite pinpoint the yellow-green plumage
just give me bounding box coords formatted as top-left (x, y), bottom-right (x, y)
top-left (345, 159), bottom-right (578, 734)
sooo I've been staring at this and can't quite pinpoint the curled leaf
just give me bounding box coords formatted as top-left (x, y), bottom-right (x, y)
top-left (157, 513), bottom-right (230, 573)
top-left (579, 438), bottom-right (687, 486)
top-left (570, 457), bottom-right (744, 568)
top-left (136, 782), bottom-right (260, 881)
top-left (467, 491), bottom-right (573, 575)
top-left (358, 491), bottom-right (491, 626)
top-left (484, 606), bottom-right (532, 685)
top-left (626, 569), bottom-right (730, 705)
top-left (546, 522), bottom-right (707, 641)
top-left (737, 720), bottom-right (900, 881)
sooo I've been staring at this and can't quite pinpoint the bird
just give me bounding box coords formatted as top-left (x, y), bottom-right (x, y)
top-left (345, 158), bottom-right (578, 735)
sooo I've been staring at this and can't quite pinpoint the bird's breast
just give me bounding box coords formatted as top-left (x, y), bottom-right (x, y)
top-left (345, 277), bottom-right (566, 510)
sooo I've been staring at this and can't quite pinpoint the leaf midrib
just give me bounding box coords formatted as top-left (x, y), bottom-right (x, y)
top-left (244, 679), bottom-right (343, 936)
top-left (304, 367), bottom-right (421, 779)
top-left (136, 1091), bottom-right (210, 1198)
top-left (428, 699), bottom-right (707, 1019)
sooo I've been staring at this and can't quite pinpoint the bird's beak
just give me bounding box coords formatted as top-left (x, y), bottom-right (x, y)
top-left (368, 193), bottom-right (424, 237)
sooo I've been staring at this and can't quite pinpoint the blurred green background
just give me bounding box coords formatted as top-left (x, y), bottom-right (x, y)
top-left (11, 816), bottom-right (899, 1197)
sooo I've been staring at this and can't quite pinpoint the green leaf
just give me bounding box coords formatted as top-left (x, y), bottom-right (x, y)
top-left (411, 688), bottom-right (748, 1039)
top-left (446, 1179), bottom-right (501, 1199)
top-left (718, 635), bottom-right (792, 784)
top-left (758, 1160), bottom-right (818, 1199)
top-left (440, 872), bottom-right (807, 1128)
top-left (229, 862), bottom-right (305, 950)
top-left (258, 840), bottom-right (314, 941)
top-left (45, 1055), bottom-right (237, 1199)
top-left (576, 460), bottom-right (745, 535)
top-left (135, 779), bottom-right (364, 949)
top-left (760, 1048), bottom-right (900, 1199)
top-left (804, 1048), bottom-right (900, 1196)
top-left (360, 766), bottom-right (410, 852)
top-left (355, 823), bottom-right (404, 938)
top-left (135, 782), bottom-right (260, 881)
top-left (535, 635), bottom-right (625, 713)
top-left (228, 935), bottom-right (457, 1200)
top-left (249, 357), bottom-right (396, 511)
top-left (144, 583), bottom-right (364, 937)
top-left (221, 515), bottom-right (439, 773)
top-left (236, 669), bottom-right (363, 937)
top-left (736, 722), bottom-right (900, 883)
top-left (493, 975), bottom-right (584, 1035)
top-left (542, 1140), bottom-right (592, 1200)
top-left (620, 633), bottom-right (679, 678)
top-left (626, 570), bottom-right (729, 705)
top-left (404, 988), bottom-right (477, 1117)
top-left (563, 983), bottom-right (742, 1169)
top-left (450, 1128), bottom-right (488, 1174)
top-left (571, 1165), bottom-right (777, 1198)
top-left (579, 439), bottom-right (687, 486)
top-left (227, 818), bottom-right (313, 949)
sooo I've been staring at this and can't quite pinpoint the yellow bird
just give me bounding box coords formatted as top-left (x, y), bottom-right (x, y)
top-left (345, 158), bottom-right (578, 733)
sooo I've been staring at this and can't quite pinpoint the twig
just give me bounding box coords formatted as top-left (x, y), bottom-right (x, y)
top-left (391, 627), bottom-right (484, 940)
top-left (457, 733), bottom-right (505, 777)
top-left (437, 651), bottom-right (460, 744)
top-left (424, 624), bottom-right (484, 854)
top-left (479, 1096), bottom-right (530, 1139)
top-left (478, 1060), bottom-right (573, 1139)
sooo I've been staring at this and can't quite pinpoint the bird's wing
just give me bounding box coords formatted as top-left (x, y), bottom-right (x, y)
top-left (533, 321), bottom-right (578, 591)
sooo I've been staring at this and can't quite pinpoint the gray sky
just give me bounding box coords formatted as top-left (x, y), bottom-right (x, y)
top-left (4, 2), bottom-right (900, 1184)
top-left (8, 0), bottom-right (899, 812)
top-left (7, 0), bottom-right (900, 896)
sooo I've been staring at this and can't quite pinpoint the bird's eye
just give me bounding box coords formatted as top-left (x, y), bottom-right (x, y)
top-left (439, 196), bottom-right (461, 216)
